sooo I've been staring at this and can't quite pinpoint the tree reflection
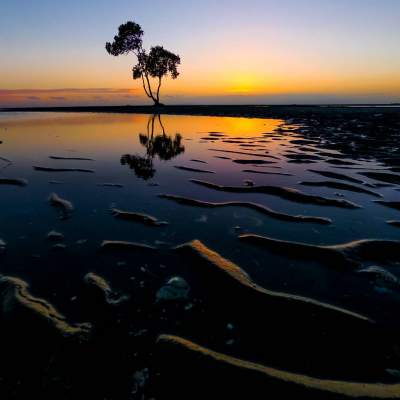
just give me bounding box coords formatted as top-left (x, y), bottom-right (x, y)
top-left (121, 114), bottom-right (185, 180)
top-left (120, 154), bottom-right (156, 180)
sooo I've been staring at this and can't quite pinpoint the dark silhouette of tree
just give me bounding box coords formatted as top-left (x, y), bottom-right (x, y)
top-left (121, 114), bottom-right (185, 180)
top-left (106, 21), bottom-right (180, 106)
top-left (140, 114), bottom-right (184, 160)
top-left (120, 154), bottom-right (155, 180)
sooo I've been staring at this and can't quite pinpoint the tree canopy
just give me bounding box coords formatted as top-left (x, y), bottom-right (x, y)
top-left (106, 21), bottom-right (180, 106)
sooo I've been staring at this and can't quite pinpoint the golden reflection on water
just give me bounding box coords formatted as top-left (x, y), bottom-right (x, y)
top-left (0, 113), bottom-right (285, 160)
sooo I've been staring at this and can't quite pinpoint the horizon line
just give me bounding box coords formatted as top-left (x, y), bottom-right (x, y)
top-left (2, 103), bottom-right (400, 111)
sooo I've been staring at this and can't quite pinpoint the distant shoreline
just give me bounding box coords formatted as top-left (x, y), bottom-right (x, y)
top-left (1, 104), bottom-right (400, 119)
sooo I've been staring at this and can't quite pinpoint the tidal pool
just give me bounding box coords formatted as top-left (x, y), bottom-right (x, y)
top-left (0, 111), bottom-right (400, 398)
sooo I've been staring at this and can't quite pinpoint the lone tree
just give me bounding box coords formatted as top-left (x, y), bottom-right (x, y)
top-left (106, 21), bottom-right (180, 106)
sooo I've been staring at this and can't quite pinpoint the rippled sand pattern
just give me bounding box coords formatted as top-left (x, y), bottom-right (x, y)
top-left (0, 112), bottom-right (400, 398)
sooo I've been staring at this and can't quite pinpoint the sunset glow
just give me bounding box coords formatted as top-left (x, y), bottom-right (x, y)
top-left (1, 0), bottom-right (399, 106)
top-left (2, 2), bottom-right (400, 398)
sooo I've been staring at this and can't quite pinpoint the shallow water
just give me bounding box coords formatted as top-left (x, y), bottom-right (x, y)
top-left (1, 111), bottom-right (400, 397)
top-left (0, 112), bottom-right (399, 308)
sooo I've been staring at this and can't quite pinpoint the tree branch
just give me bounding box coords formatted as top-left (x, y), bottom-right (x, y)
top-left (147, 115), bottom-right (152, 135)
top-left (156, 76), bottom-right (162, 102)
top-left (141, 74), bottom-right (152, 98)
top-left (151, 114), bottom-right (155, 137)
top-left (158, 113), bottom-right (166, 136)
top-left (144, 73), bottom-right (156, 102)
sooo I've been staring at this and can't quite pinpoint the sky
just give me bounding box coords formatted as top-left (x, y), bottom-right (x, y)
top-left (1, 0), bottom-right (400, 106)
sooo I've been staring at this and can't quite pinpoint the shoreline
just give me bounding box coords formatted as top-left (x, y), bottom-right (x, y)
top-left (1, 104), bottom-right (400, 119)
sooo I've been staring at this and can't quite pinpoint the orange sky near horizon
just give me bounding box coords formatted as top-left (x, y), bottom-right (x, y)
top-left (2, 65), bottom-right (399, 106)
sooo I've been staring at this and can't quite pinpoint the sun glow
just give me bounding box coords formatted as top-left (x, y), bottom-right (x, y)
top-left (1, 0), bottom-right (400, 106)
top-left (226, 74), bottom-right (260, 94)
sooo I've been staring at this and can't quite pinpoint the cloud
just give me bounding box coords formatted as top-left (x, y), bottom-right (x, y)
top-left (0, 87), bottom-right (398, 107)
top-left (0, 88), bottom-right (140, 107)
top-left (0, 88), bottom-right (137, 96)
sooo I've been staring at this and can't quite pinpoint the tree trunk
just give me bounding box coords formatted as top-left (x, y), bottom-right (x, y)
top-left (153, 99), bottom-right (164, 107)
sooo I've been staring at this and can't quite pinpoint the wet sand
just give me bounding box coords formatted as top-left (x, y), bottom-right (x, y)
top-left (1, 107), bottom-right (400, 399)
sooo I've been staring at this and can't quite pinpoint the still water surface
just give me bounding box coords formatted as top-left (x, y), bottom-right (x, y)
top-left (0, 112), bottom-right (399, 318)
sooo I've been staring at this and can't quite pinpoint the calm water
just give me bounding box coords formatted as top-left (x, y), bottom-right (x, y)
top-left (0, 112), bottom-right (399, 317)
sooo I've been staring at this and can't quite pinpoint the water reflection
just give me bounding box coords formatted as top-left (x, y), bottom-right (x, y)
top-left (120, 114), bottom-right (185, 180)
top-left (120, 153), bottom-right (156, 180)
